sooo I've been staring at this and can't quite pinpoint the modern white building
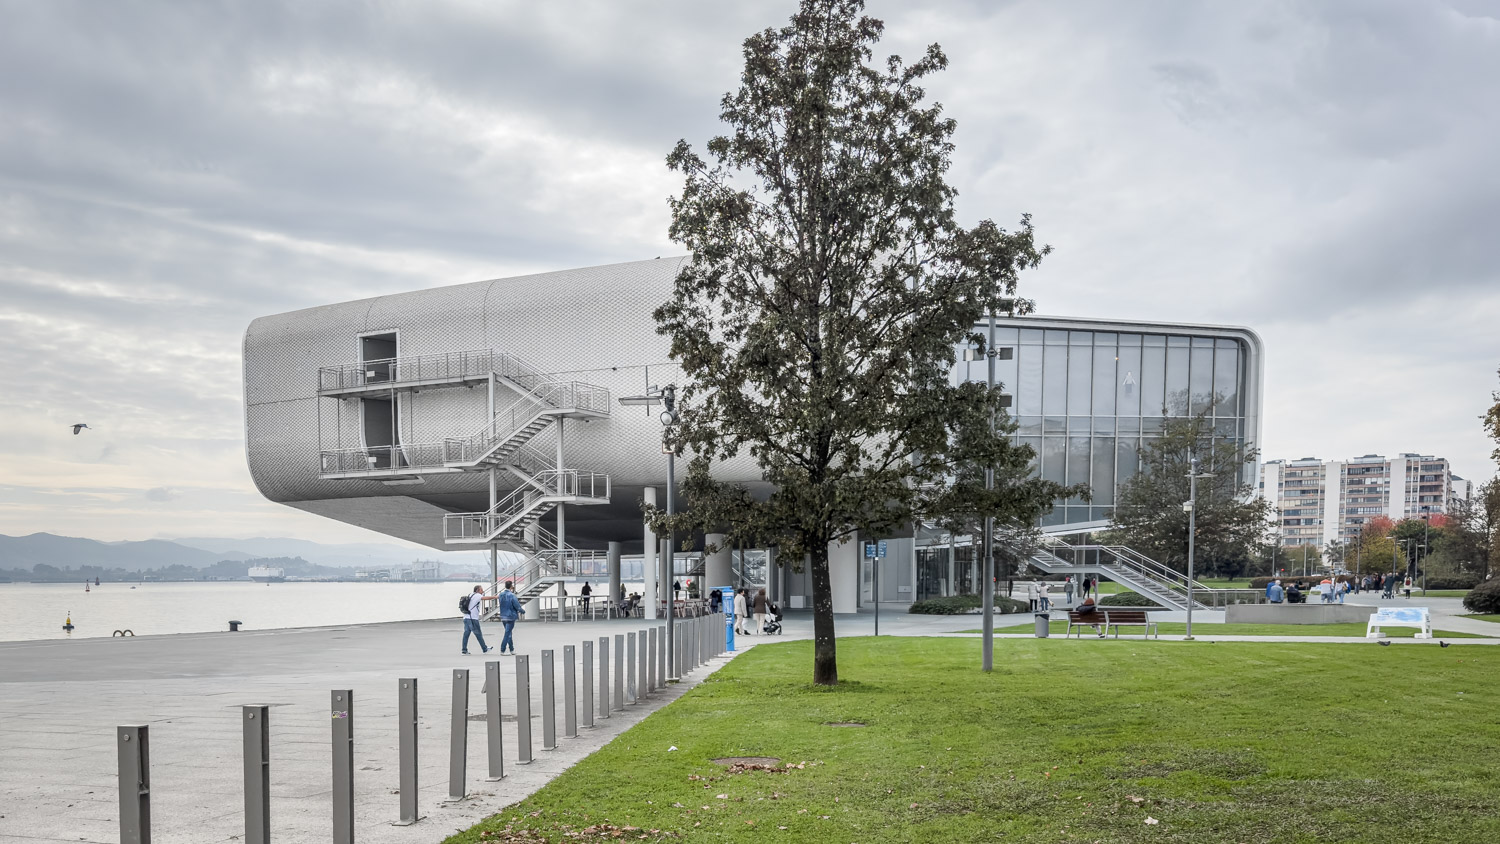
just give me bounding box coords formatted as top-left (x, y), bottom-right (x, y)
top-left (1259, 453), bottom-right (1459, 547)
top-left (244, 258), bottom-right (1264, 612)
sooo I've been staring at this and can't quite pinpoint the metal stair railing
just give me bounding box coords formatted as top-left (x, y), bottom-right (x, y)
top-left (1032, 538), bottom-right (1205, 610)
top-left (443, 406), bottom-right (553, 467)
top-left (443, 470), bottom-right (613, 544)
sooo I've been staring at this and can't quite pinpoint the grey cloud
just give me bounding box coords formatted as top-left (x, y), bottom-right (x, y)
top-left (0, 0), bottom-right (1496, 544)
top-left (144, 487), bottom-right (177, 502)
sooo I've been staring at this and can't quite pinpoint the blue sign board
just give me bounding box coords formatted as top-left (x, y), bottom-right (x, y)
top-left (865, 540), bottom-right (889, 558)
top-left (721, 586), bottom-right (736, 652)
top-left (877, 540), bottom-right (888, 558)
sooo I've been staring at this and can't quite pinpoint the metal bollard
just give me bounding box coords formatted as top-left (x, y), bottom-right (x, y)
top-left (582, 641), bottom-right (595, 728)
top-left (541, 650), bottom-right (556, 750)
top-left (396, 678), bottom-right (420, 824)
top-left (243, 706), bottom-right (269, 844)
top-left (515, 655), bottom-right (533, 763)
top-left (118, 725), bottom-right (151, 844)
top-left (648, 627), bottom-right (658, 691)
top-left (484, 662), bottom-right (505, 781)
top-left (564, 645), bottom-right (578, 738)
top-left (450, 669), bottom-right (469, 800)
top-left (331, 691), bottom-right (353, 843)
top-left (658, 624), bottom-right (668, 684)
top-left (637, 630), bottom-right (648, 699)
top-left (598, 637), bottom-right (610, 720)
top-left (613, 634), bottom-right (625, 710)
top-left (626, 632), bottom-right (637, 704)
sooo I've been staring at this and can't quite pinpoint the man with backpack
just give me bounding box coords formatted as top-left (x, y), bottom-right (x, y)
top-left (460, 585), bottom-right (495, 655)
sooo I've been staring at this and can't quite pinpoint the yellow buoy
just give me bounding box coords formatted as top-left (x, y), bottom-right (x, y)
top-left (63, 614), bottom-right (75, 632)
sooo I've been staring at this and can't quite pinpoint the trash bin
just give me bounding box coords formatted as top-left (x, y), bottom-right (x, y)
top-left (1034, 612), bottom-right (1050, 638)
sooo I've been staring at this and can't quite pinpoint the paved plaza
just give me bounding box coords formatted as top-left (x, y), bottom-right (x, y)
top-left (1, 597), bottom-right (1494, 843)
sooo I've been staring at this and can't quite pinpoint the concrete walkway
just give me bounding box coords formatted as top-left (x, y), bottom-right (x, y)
top-left (0, 616), bottom-right (764, 844)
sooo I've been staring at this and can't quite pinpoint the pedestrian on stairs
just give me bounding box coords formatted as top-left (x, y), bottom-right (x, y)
top-left (497, 581), bottom-right (524, 654)
top-left (461, 585), bottom-right (495, 655)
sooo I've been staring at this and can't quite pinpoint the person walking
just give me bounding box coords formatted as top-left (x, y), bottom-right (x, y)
top-left (753, 588), bottom-right (769, 634)
top-left (733, 588), bottom-right (750, 636)
top-left (1063, 576), bottom-right (1075, 606)
top-left (1267, 579), bottom-right (1285, 604)
top-left (461, 585), bottom-right (494, 655)
top-left (496, 581), bottom-right (524, 654)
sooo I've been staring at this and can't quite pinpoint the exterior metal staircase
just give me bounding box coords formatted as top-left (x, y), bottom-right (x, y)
top-left (314, 348), bottom-right (616, 618)
top-left (479, 526), bottom-right (609, 618)
top-left (1027, 536), bottom-right (1212, 610)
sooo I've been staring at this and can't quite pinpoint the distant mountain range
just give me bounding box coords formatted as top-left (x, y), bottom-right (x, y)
top-left (0, 533), bottom-right (487, 572)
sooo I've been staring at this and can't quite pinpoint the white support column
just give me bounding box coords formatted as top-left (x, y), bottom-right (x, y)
top-left (643, 487), bottom-right (658, 619)
top-left (705, 534), bottom-right (732, 594)
top-left (607, 541), bottom-right (623, 612)
top-left (828, 537), bottom-right (859, 614)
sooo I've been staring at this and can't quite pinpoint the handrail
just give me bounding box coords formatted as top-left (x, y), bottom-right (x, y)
top-left (318, 348), bottom-right (497, 392)
top-left (318, 442), bottom-right (449, 474)
top-left (443, 470), bottom-right (612, 542)
top-left (443, 405), bottom-right (552, 466)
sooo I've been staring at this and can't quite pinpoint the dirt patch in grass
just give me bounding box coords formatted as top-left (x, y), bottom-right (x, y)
top-left (713, 756), bottom-right (781, 767)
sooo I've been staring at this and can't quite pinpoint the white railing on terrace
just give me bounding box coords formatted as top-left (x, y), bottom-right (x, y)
top-left (318, 443), bottom-right (449, 475)
top-left (318, 349), bottom-right (498, 392)
top-left (317, 349), bottom-right (612, 416)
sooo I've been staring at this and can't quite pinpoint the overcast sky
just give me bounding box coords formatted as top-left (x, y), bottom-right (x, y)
top-left (1, 0), bottom-right (1496, 546)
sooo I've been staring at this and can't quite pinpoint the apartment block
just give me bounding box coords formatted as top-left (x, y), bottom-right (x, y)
top-left (1259, 453), bottom-right (1457, 547)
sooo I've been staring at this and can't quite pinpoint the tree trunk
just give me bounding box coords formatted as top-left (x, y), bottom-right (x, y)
top-left (808, 540), bottom-right (838, 686)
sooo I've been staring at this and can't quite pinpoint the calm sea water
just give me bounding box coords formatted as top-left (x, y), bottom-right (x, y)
top-left (0, 579), bottom-right (647, 643)
top-left (0, 581), bottom-right (468, 643)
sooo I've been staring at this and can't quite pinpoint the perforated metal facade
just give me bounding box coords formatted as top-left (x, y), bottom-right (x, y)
top-left (244, 259), bottom-right (1263, 553)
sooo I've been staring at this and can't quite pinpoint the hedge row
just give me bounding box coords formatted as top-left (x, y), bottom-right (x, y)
top-left (1248, 574), bottom-right (1477, 591)
top-left (908, 594), bottom-right (1031, 615)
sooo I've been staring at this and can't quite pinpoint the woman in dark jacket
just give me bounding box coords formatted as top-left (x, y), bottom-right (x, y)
top-left (752, 588), bottom-right (769, 634)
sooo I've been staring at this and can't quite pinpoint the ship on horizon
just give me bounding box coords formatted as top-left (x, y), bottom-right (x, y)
top-left (248, 565), bottom-right (285, 583)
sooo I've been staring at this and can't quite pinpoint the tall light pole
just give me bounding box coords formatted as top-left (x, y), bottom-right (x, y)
top-left (982, 314), bottom-right (996, 672)
top-left (963, 319), bottom-right (998, 672)
top-left (618, 385), bottom-right (678, 678)
top-left (1183, 457), bottom-right (1214, 640)
top-left (1420, 505), bottom-right (1431, 595)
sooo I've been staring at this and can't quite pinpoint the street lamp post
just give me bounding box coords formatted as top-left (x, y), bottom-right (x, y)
top-left (1183, 457), bottom-right (1214, 640)
top-left (1421, 506), bottom-right (1431, 595)
top-left (618, 385), bottom-right (679, 678)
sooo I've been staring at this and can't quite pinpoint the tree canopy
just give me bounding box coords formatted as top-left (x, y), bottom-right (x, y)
top-left (655, 0), bottom-right (1063, 684)
top-left (1101, 413), bottom-right (1270, 577)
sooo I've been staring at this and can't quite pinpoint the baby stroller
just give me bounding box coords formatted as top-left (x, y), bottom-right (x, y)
top-left (762, 602), bottom-right (783, 635)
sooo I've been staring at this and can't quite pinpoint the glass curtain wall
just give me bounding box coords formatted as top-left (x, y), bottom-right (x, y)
top-left (960, 326), bottom-right (1250, 528)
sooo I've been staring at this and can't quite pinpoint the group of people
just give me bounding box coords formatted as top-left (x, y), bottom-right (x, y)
top-left (461, 582), bottom-right (523, 655)
top-left (730, 587), bottom-right (774, 636)
top-left (1264, 573), bottom-right (1414, 605)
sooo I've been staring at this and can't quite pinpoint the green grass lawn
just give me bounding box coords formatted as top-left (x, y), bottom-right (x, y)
top-left (969, 620), bottom-right (1490, 638)
top-left (1410, 589), bottom-right (1473, 598)
top-left (444, 638), bottom-right (1500, 844)
top-left (1464, 614), bottom-right (1500, 624)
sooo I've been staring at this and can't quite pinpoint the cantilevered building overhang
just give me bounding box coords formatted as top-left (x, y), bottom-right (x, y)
top-left (244, 257), bottom-right (1263, 611)
top-left (243, 257), bottom-right (757, 554)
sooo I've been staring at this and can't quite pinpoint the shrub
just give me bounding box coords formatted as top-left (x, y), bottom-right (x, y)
top-left (1462, 578), bottom-right (1500, 614)
top-left (908, 594), bottom-right (1030, 615)
top-left (1422, 575), bottom-right (1478, 591)
top-left (1099, 591), bottom-right (1157, 607)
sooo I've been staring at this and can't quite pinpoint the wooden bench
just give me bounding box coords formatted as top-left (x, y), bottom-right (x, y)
top-left (1064, 608), bottom-right (1160, 639)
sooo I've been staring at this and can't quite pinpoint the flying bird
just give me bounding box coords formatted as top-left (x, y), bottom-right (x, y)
top-left (71, 423), bottom-right (90, 435)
